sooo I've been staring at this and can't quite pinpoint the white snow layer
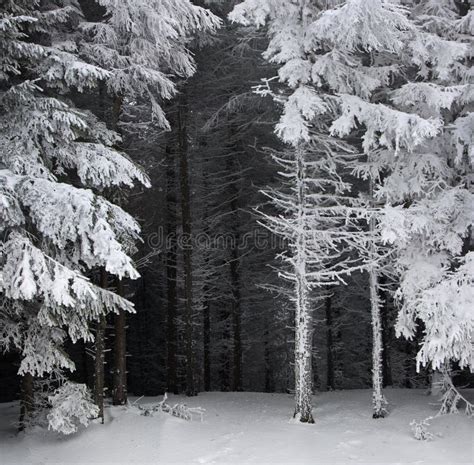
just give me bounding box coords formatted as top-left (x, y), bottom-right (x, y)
top-left (1, 389), bottom-right (472, 464)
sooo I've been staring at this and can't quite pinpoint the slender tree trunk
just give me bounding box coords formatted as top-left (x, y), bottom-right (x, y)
top-left (264, 326), bottom-right (272, 392)
top-left (177, 92), bottom-right (195, 397)
top-left (230, 247), bottom-right (242, 391)
top-left (219, 309), bottom-right (231, 391)
top-left (379, 278), bottom-right (393, 387)
top-left (94, 268), bottom-right (107, 423)
top-left (112, 279), bottom-right (127, 405)
top-left (369, 267), bottom-right (386, 418)
top-left (203, 297), bottom-right (211, 391)
top-left (369, 184), bottom-right (387, 418)
top-left (294, 271), bottom-right (314, 423)
top-left (166, 143), bottom-right (178, 394)
top-left (94, 314), bottom-right (106, 422)
top-left (110, 94), bottom-right (127, 405)
top-left (325, 294), bottom-right (335, 391)
top-left (19, 372), bottom-right (34, 431)
top-left (293, 147), bottom-right (314, 424)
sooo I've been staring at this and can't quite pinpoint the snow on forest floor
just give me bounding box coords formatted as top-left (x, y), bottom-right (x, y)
top-left (1, 389), bottom-right (472, 465)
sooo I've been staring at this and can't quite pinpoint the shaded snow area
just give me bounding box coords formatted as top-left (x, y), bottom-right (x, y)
top-left (1, 390), bottom-right (472, 465)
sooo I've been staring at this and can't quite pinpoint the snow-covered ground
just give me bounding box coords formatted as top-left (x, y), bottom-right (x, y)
top-left (1, 389), bottom-right (472, 465)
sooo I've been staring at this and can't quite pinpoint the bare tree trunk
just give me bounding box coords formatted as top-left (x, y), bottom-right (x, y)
top-left (293, 147), bottom-right (314, 424)
top-left (230, 247), bottom-right (242, 391)
top-left (219, 308), bottom-right (231, 391)
top-left (380, 278), bottom-right (393, 387)
top-left (19, 372), bottom-right (34, 431)
top-left (177, 91), bottom-right (195, 397)
top-left (369, 186), bottom-right (387, 418)
top-left (112, 279), bottom-right (127, 405)
top-left (166, 143), bottom-right (178, 394)
top-left (294, 271), bottom-right (314, 423)
top-left (325, 294), bottom-right (335, 391)
top-left (94, 314), bottom-right (106, 422)
top-left (369, 267), bottom-right (386, 418)
top-left (94, 268), bottom-right (107, 423)
top-left (264, 325), bottom-right (273, 392)
top-left (203, 297), bottom-right (211, 391)
top-left (109, 94), bottom-right (127, 406)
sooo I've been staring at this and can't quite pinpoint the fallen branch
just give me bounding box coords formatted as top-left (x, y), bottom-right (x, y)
top-left (138, 393), bottom-right (205, 422)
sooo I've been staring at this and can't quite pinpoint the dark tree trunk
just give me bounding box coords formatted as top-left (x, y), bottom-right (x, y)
top-left (379, 278), bottom-right (393, 387)
top-left (110, 93), bottom-right (127, 405)
top-left (203, 297), bottom-right (211, 391)
top-left (177, 92), bottom-right (195, 397)
top-left (325, 295), bottom-right (335, 391)
top-left (219, 313), bottom-right (231, 391)
top-left (94, 314), bottom-right (106, 422)
top-left (112, 279), bottom-right (127, 405)
top-left (94, 269), bottom-right (107, 423)
top-left (19, 372), bottom-right (34, 431)
top-left (264, 326), bottom-right (273, 393)
top-left (166, 142), bottom-right (179, 394)
top-left (230, 247), bottom-right (242, 391)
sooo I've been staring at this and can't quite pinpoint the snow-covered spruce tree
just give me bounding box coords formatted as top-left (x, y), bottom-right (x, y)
top-left (230, 0), bottom-right (367, 423)
top-left (309, 0), bottom-right (473, 380)
top-left (0, 1), bottom-right (148, 429)
top-left (380, 0), bottom-right (474, 376)
top-left (78, 0), bottom-right (220, 402)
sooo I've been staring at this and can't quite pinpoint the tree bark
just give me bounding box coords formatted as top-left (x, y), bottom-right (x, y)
top-left (264, 325), bottom-right (273, 393)
top-left (379, 278), bottom-right (393, 387)
top-left (325, 294), bottom-right (335, 391)
top-left (219, 308), bottom-right (231, 391)
top-left (368, 182), bottom-right (387, 418)
top-left (112, 279), bottom-right (127, 405)
top-left (369, 267), bottom-right (386, 418)
top-left (166, 142), bottom-right (178, 394)
top-left (94, 314), bottom-right (106, 422)
top-left (293, 147), bottom-right (314, 424)
top-left (177, 91), bottom-right (195, 397)
top-left (109, 93), bottom-right (127, 405)
top-left (94, 268), bottom-right (107, 423)
top-left (203, 297), bottom-right (211, 391)
top-left (230, 250), bottom-right (242, 391)
top-left (19, 372), bottom-right (34, 431)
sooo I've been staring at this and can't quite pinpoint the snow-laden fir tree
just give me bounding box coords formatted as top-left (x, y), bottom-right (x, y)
top-left (230, 0), bottom-right (368, 423)
top-left (310, 0), bottom-right (473, 377)
top-left (380, 0), bottom-right (473, 375)
top-left (0, 0), bottom-right (148, 429)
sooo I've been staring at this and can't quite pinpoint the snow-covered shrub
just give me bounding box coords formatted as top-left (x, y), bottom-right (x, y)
top-left (410, 418), bottom-right (434, 441)
top-left (47, 382), bottom-right (99, 435)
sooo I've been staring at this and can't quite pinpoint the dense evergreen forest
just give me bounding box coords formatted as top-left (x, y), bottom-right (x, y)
top-left (0, 0), bottom-right (472, 444)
